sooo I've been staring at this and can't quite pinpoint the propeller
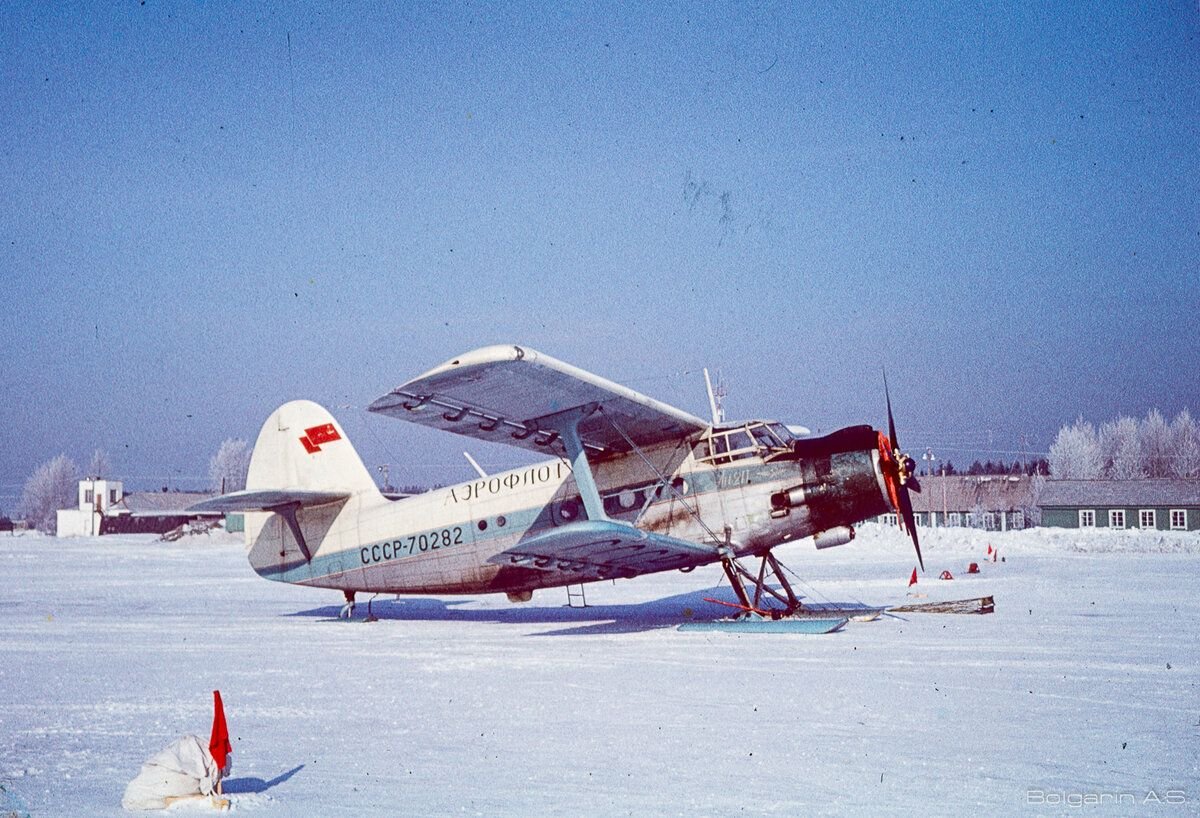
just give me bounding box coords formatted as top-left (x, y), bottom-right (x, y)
top-left (881, 373), bottom-right (925, 572)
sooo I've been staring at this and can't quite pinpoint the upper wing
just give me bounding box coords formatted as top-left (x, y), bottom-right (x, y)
top-left (489, 519), bottom-right (720, 580)
top-left (367, 345), bottom-right (708, 459)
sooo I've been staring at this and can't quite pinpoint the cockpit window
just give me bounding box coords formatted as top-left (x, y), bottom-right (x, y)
top-left (696, 421), bottom-right (791, 465)
top-left (752, 425), bottom-right (780, 450)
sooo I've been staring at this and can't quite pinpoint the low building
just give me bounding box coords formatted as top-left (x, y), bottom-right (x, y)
top-left (56, 479), bottom-right (219, 537)
top-left (1038, 480), bottom-right (1200, 531)
top-left (877, 474), bottom-right (1038, 531)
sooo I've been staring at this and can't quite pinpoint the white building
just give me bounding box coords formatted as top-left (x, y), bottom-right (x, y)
top-left (57, 479), bottom-right (124, 537)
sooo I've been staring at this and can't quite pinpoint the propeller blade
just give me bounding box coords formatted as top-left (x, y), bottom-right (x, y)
top-left (884, 370), bottom-right (899, 453)
top-left (882, 371), bottom-right (923, 571)
top-left (897, 486), bottom-right (925, 571)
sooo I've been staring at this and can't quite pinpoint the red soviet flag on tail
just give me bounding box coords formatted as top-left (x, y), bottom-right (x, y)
top-left (210, 690), bottom-right (231, 773)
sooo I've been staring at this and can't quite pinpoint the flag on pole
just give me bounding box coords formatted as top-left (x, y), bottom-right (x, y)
top-left (986, 544), bottom-right (993, 556)
top-left (210, 690), bottom-right (231, 773)
top-left (908, 567), bottom-right (918, 587)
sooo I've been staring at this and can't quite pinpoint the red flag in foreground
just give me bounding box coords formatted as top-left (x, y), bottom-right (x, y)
top-left (986, 544), bottom-right (993, 556)
top-left (908, 567), bottom-right (918, 587)
top-left (210, 690), bottom-right (231, 773)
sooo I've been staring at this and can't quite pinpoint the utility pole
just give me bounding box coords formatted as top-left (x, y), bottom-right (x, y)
top-left (922, 448), bottom-right (938, 527)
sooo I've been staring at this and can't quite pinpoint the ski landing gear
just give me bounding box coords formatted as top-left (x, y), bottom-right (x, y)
top-left (339, 590), bottom-right (383, 621)
top-left (339, 590), bottom-right (356, 619)
top-left (680, 552), bottom-right (849, 634)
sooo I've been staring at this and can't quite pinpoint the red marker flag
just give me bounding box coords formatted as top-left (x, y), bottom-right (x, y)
top-left (210, 690), bottom-right (231, 773)
top-left (908, 567), bottom-right (918, 587)
top-left (986, 544), bottom-right (993, 556)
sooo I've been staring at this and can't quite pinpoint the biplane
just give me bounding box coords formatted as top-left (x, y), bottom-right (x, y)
top-left (193, 345), bottom-right (924, 620)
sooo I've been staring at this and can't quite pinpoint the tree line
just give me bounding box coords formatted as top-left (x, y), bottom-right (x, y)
top-left (17, 439), bottom-right (251, 534)
top-left (1048, 409), bottom-right (1200, 480)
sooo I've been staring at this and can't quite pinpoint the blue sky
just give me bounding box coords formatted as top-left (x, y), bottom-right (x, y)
top-left (2, 2), bottom-right (1198, 504)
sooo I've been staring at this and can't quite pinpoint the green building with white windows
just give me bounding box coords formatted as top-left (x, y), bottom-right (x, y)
top-left (1038, 480), bottom-right (1200, 530)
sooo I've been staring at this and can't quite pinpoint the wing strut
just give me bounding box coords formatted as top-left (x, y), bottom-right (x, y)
top-left (537, 404), bottom-right (608, 522)
top-left (598, 408), bottom-right (730, 553)
top-left (267, 502), bottom-right (313, 563)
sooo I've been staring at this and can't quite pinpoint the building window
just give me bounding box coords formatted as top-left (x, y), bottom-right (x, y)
top-left (948, 512), bottom-right (962, 527)
top-left (881, 513), bottom-right (898, 527)
top-left (84, 490), bottom-right (94, 504)
top-left (109, 489), bottom-right (118, 503)
top-left (1170, 509), bottom-right (1187, 530)
top-left (1139, 509), bottom-right (1156, 529)
top-left (1079, 510), bottom-right (1095, 527)
top-left (1109, 509), bottom-right (1126, 529)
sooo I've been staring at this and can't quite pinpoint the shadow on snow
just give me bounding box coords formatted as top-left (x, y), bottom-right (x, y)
top-left (284, 587), bottom-right (881, 636)
top-left (223, 764), bottom-right (305, 794)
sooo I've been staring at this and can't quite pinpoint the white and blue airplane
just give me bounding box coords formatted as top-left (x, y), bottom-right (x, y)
top-left (193, 345), bottom-right (923, 620)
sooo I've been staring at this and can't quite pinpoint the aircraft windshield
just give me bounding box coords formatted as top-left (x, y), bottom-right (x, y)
top-left (696, 421), bottom-right (793, 465)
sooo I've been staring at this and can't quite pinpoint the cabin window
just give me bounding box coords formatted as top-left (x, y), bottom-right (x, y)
top-left (109, 489), bottom-right (118, 503)
top-left (726, 430), bottom-right (755, 461)
top-left (1109, 509), bottom-right (1125, 529)
top-left (1138, 509), bottom-right (1156, 529)
top-left (84, 490), bottom-right (94, 504)
top-left (1170, 509), bottom-right (1187, 530)
top-left (1078, 510), bottom-right (1095, 527)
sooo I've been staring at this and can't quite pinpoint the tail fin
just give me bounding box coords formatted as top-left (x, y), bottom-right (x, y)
top-left (245, 400), bottom-right (378, 496)
top-left (193, 401), bottom-right (382, 581)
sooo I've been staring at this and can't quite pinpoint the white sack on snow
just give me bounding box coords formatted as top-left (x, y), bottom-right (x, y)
top-left (121, 734), bottom-right (222, 811)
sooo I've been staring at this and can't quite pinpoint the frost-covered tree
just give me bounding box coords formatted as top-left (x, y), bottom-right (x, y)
top-left (20, 455), bottom-right (80, 534)
top-left (87, 448), bottom-right (111, 479)
top-left (1170, 410), bottom-right (1200, 479)
top-left (1048, 419), bottom-right (1102, 479)
top-left (1139, 409), bottom-right (1173, 479)
top-left (1024, 473), bottom-right (1047, 526)
top-left (1099, 416), bottom-right (1143, 480)
top-left (209, 438), bottom-right (251, 493)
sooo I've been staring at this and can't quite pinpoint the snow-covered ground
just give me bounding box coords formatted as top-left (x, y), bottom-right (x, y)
top-left (1, 525), bottom-right (1197, 816)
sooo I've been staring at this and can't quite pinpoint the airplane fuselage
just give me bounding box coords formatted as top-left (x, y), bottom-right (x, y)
top-left (245, 424), bottom-right (892, 597)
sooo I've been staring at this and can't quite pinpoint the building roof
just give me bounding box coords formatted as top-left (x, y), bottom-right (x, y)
top-left (909, 475), bottom-right (1036, 513)
top-left (113, 491), bottom-right (218, 516)
top-left (1039, 479), bottom-right (1200, 508)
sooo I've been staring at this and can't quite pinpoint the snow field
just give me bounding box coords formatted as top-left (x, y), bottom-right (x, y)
top-left (1, 525), bottom-right (1197, 816)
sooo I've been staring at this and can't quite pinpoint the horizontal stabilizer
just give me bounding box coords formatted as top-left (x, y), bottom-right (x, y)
top-left (188, 489), bottom-right (351, 514)
top-left (490, 519), bottom-right (718, 580)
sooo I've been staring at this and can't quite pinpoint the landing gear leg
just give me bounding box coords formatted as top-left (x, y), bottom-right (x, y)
top-left (339, 590), bottom-right (356, 619)
top-left (721, 553), bottom-right (803, 618)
